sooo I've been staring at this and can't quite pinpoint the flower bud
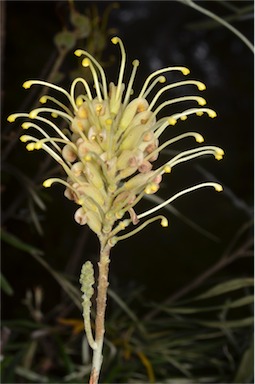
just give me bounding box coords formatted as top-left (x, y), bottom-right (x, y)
top-left (124, 171), bottom-right (154, 191)
top-left (86, 211), bottom-right (102, 234)
top-left (119, 98), bottom-right (149, 130)
top-left (138, 160), bottom-right (152, 173)
top-left (64, 187), bottom-right (75, 200)
top-left (62, 145), bottom-right (77, 162)
top-left (71, 162), bottom-right (84, 176)
top-left (74, 207), bottom-right (87, 225)
top-left (84, 162), bottom-right (105, 189)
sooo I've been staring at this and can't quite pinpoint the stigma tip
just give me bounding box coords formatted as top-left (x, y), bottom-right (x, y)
top-left (181, 67), bottom-right (190, 75)
top-left (111, 36), bottom-right (119, 45)
top-left (161, 217), bottom-right (169, 227)
top-left (7, 114), bottom-right (16, 122)
top-left (23, 81), bottom-right (32, 89)
top-left (214, 184), bottom-right (223, 192)
top-left (43, 179), bottom-right (53, 188)
top-left (74, 49), bottom-right (83, 57)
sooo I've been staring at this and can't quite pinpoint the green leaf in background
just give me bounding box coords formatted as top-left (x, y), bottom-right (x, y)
top-left (71, 12), bottom-right (91, 38)
top-left (54, 30), bottom-right (76, 51)
top-left (1, 272), bottom-right (14, 295)
top-left (1, 228), bottom-right (43, 256)
top-left (1, 229), bottom-right (81, 308)
top-left (198, 317), bottom-right (253, 329)
top-left (192, 278), bottom-right (254, 301)
top-left (234, 341), bottom-right (254, 383)
top-left (162, 295), bottom-right (254, 314)
top-left (15, 366), bottom-right (49, 383)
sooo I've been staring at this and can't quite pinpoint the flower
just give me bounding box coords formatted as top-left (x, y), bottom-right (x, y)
top-left (8, 37), bottom-right (223, 244)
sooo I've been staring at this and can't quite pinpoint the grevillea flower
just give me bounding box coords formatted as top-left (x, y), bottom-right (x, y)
top-left (8, 37), bottom-right (223, 244)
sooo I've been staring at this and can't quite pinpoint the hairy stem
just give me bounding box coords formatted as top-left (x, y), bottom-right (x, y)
top-left (89, 240), bottom-right (111, 384)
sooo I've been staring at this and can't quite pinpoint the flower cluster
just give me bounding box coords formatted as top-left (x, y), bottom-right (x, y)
top-left (8, 37), bottom-right (223, 244)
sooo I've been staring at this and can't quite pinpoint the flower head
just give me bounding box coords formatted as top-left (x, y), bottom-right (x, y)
top-left (8, 37), bottom-right (223, 244)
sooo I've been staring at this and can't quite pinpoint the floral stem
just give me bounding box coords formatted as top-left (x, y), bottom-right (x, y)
top-left (89, 240), bottom-right (111, 384)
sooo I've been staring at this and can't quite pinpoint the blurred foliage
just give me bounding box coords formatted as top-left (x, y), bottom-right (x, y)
top-left (1, 0), bottom-right (253, 383)
top-left (1, 229), bottom-right (253, 382)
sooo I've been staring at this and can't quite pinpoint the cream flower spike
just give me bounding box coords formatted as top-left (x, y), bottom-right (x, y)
top-left (8, 37), bottom-right (224, 384)
top-left (8, 36), bottom-right (224, 243)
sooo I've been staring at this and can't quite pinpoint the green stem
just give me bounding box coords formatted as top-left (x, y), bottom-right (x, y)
top-left (179, 0), bottom-right (254, 53)
top-left (89, 240), bottom-right (111, 384)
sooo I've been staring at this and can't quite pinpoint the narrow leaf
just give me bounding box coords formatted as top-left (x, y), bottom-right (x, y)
top-left (192, 278), bottom-right (254, 301)
top-left (1, 229), bottom-right (42, 256)
top-left (1, 272), bottom-right (14, 295)
top-left (234, 341), bottom-right (254, 383)
top-left (197, 317), bottom-right (253, 329)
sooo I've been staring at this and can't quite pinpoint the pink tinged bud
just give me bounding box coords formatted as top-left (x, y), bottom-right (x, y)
top-left (153, 174), bottom-right (162, 184)
top-left (62, 145), bottom-right (77, 163)
top-left (144, 141), bottom-right (158, 154)
top-left (142, 139), bottom-right (159, 162)
top-left (116, 150), bottom-right (143, 171)
top-left (74, 207), bottom-right (87, 225)
top-left (138, 160), bottom-right (152, 173)
top-left (64, 188), bottom-right (75, 201)
top-left (148, 153), bottom-right (159, 162)
top-left (128, 149), bottom-right (144, 167)
top-left (143, 131), bottom-right (154, 142)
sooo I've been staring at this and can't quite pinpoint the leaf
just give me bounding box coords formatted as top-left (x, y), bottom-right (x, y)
top-left (54, 334), bottom-right (74, 374)
top-left (28, 198), bottom-right (44, 236)
top-left (2, 319), bottom-right (43, 330)
top-left (71, 12), bottom-right (91, 38)
top-left (178, 0), bottom-right (254, 52)
top-left (164, 355), bottom-right (192, 378)
top-left (28, 186), bottom-right (46, 211)
top-left (162, 295), bottom-right (254, 314)
top-left (15, 366), bottom-right (49, 382)
top-left (197, 317), bottom-right (253, 329)
top-left (136, 350), bottom-right (155, 383)
top-left (1, 228), bottom-right (43, 256)
top-left (23, 341), bottom-right (38, 370)
top-left (1, 229), bottom-right (81, 308)
top-left (234, 341), bottom-right (254, 383)
top-left (1, 272), bottom-right (14, 295)
top-left (54, 31), bottom-right (76, 51)
top-left (108, 288), bottom-right (146, 334)
top-left (192, 278), bottom-right (254, 301)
